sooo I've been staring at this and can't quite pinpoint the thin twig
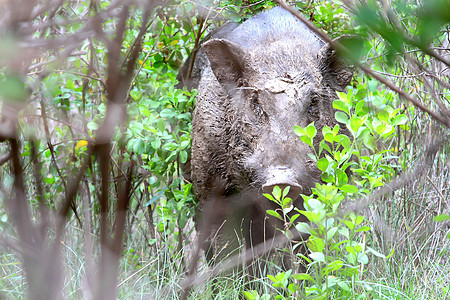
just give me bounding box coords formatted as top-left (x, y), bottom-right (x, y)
top-left (0, 153), bottom-right (11, 166)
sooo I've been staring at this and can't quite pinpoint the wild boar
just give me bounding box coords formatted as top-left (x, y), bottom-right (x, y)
top-left (179, 6), bottom-right (353, 268)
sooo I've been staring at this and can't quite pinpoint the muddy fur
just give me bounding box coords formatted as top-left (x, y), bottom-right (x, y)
top-left (181, 6), bottom-right (353, 268)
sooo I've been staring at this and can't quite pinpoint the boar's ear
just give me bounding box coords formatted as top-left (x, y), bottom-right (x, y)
top-left (202, 39), bottom-right (248, 87)
top-left (318, 36), bottom-right (354, 92)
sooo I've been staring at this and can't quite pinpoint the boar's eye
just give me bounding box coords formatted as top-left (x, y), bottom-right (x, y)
top-left (250, 91), bottom-right (261, 111)
top-left (249, 91), bottom-right (267, 121)
top-left (308, 94), bottom-right (320, 119)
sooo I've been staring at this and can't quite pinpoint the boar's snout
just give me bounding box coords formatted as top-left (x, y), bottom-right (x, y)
top-left (262, 166), bottom-right (303, 201)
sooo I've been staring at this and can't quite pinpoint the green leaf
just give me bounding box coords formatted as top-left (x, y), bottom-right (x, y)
top-left (151, 137), bottom-right (161, 150)
top-left (355, 99), bottom-right (366, 116)
top-left (292, 273), bottom-right (314, 281)
top-left (338, 36), bottom-right (364, 63)
top-left (267, 210), bottom-right (283, 221)
top-left (382, 124), bottom-right (394, 137)
top-left (356, 225), bottom-right (371, 232)
top-left (363, 133), bottom-right (376, 152)
top-left (300, 135), bottom-right (313, 148)
top-left (337, 281), bottom-right (351, 292)
top-left (306, 198), bottom-right (324, 211)
top-left (293, 125), bottom-right (306, 137)
top-left (309, 252), bottom-right (325, 262)
top-left (375, 124), bottom-right (386, 135)
top-left (336, 169), bottom-right (348, 187)
top-left (242, 290), bottom-right (258, 300)
top-left (160, 108), bottom-right (177, 119)
top-left (319, 140), bottom-right (332, 155)
top-left (162, 142), bottom-right (177, 151)
top-left (434, 214), bottom-right (450, 222)
top-left (317, 157), bottom-right (329, 172)
top-left (321, 172), bottom-right (334, 183)
top-left (335, 111), bottom-right (349, 124)
top-left (178, 210), bottom-right (188, 228)
top-left (264, 193), bottom-right (275, 202)
top-left (366, 247), bottom-right (386, 258)
top-left (347, 252), bottom-right (357, 265)
top-left (326, 226), bottom-right (339, 241)
top-left (300, 211), bottom-right (320, 223)
top-left (1, 214), bottom-right (7, 222)
top-left (419, 15), bottom-right (444, 45)
top-left (179, 150), bottom-right (188, 164)
top-left (355, 215), bottom-right (364, 226)
top-left (282, 186), bottom-right (290, 199)
top-left (322, 126), bottom-right (332, 136)
top-left (339, 184), bottom-right (358, 194)
top-left (377, 110), bottom-right (390, 122)
top-left (267, 274), bottom-right (276, 283)
top-left (272, 186), bottom-right (282, 200)
top-left (0, 75), bottom-right (28, 102)
top-left (242, 290), bottom-right (259, 300)
top-left (392, 114), bottom-right (408, 126)
top-left (336, 134), bottom-right (352, 151)
top-left (332, 124), bottom-right (340, 136)
top-left (386, 248), bottom-right (395, 259)
top-left (146, 190), bottom-right (165, 206)
top-left (333, 99), bottom-right (349, 114)
top-left (295, 222), bottom-right (311, 235)
top-left (180, 140), bottom-right (190, 149)
top-left (338, 227), bottom-right (349, 238)
top-left (324, 132), bottom-right (334, 143)
top-left (344, 220), bottom-right (355, 231)
top-left (323, 260), bottom-right (344, 274)
top-left (87, 121), bottom-right (99, 131)
top-left (43, 177), bottom-right (55, 184)
top-left (307, 237), bottom-right (325, 252)
top-left (289, 214), bottom-right (299, 224)
top-left (306, 123), bottom-right (317, 139)
top-left (133, 139), bottom-right (145, 154)
top-left (358, 253), bottom-right (369, 264)
top-left (350, 117), bottom-right (363, 133)
top-left (157, 119), bottom-right (166, 132)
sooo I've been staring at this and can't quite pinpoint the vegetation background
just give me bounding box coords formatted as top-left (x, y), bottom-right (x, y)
top-left (0, 0), bottom-right (448, 299)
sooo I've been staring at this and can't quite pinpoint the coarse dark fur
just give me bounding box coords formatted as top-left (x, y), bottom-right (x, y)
top-left (178, 6), bottom-right (353, 271)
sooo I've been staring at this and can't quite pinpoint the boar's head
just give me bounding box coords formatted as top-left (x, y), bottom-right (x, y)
top-left (194, 36), bottom-right (352, 203)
